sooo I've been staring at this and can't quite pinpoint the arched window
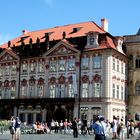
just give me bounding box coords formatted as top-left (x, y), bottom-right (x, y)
top-left (136, 82), bottom-right (140, 95)
top-left (135, 57), bottom-right (140, 68)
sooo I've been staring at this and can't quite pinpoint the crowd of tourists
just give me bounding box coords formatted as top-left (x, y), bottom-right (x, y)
top-left (8, 115), bottom-right (140, 140)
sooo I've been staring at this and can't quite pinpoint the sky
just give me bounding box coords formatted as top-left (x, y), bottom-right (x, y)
top-left (0, 0), bottom-right (140, 45)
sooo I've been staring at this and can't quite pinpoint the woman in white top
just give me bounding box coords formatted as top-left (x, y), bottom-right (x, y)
top-left (112, 116), bottom-right (118, 139)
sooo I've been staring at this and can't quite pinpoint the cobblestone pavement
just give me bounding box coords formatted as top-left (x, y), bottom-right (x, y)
top-left (0, 131), bottom-right (139, 140)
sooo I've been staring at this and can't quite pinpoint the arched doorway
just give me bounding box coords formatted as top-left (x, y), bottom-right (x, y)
top-left (54, 107), bottom-right (66, 122)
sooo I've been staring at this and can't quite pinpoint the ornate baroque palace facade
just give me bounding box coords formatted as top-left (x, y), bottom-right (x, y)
top-left (0, 19), bottom-right (127, 123)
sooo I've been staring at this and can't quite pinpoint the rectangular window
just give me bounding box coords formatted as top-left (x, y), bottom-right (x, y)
top-left (59, 84), bottom-right (65, 98)
top-left (38, 62), bottom-right (44, 73)
top-left (112, 84), bottom-right (115, 98)
top-left (11, 87), bottom-right (16, 99)
top-left (93, 56), bottom-right (101, 68)
top-left (5, 66), bottom-right (10, 75)
top-left (121, 62), bottom-right (124, 74)
top-left (11, 65), bottom-right (17, 75)
top-left (113, 58), bottom-right (115, 70)
top-left (50, 85), bottom-right (56, 98)
top-left (89, 37), bottom-right (94, 45)
top-left (21, 86), bottom-right (27, 97)
top-left (81, 57), bottom-right (89, 69)
top-left (68, 59), bottom-right (75, 71)
top-left (22, 63), bottom-right (28, 73)
top-left (4, 88), bottom-right (9, 99)
top-left (136, 84), bottom-right (140, 95)
top-left (29, 86), bottom-right (35, 97)
top-left (50, 61), bottom-right (57, 72)
top-left (38, 85), bottom-right (44, 97)
top-left (93, 83), bottom-right (101, 97)
top-left (117, 60), bottom-right (119, 72)
top-left (121, 86), bottom-right (124, 100)
top-left (117, 85), bottom-right (119, 99)
top-left (82, 83), bottom-right (88, 97)
top-left (68, 84), bottom-right (74, 97)
top-left (30, 63), bottom-right (36, 73)
top-left (59, 60), bottom-right (66, 71)
top-left (0, 68), bottom-right (3, 76)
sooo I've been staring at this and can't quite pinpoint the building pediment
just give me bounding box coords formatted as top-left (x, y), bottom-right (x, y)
top-left (0, 48), bottom-right (19, 62)
top-left (43, 39), bottom-right (80, 57)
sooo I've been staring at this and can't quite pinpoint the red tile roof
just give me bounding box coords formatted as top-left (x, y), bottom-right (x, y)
top-left (0, 21), bottom-right (105, 48)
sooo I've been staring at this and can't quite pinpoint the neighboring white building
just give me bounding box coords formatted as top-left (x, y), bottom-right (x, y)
top-left (0, 19), bottom-right (127, 123)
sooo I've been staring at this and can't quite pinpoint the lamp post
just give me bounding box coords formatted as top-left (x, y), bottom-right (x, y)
top-left (17, 53), bottom-right (21, 117)
top-left (78, 52), bottom-right (82, 119)
top-left (126, 109), bottom-right (129, 138)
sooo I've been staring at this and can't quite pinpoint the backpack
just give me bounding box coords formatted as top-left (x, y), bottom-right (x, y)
top-left (9, 126), bottom-right (15, 134)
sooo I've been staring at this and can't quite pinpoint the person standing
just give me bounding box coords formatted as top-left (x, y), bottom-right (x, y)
top-left (10, 116), bottom-right (16, 140)
top-left (119, 119), bottom-right (126, 140)
top-left (72, 117), bottom-right (78, 138)
top-left (15, 117), bottom-right (21, 140)
top-left (92, 116), bottom-right (106, 140)
top-left (111, 116), bottom-right (118, 139)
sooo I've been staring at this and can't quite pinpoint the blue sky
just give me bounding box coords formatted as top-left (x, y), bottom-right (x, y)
top-left (0, 0), bottom-right (140, 45)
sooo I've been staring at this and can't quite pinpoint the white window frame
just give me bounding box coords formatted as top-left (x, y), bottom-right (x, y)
top-left (68, 59), bottom-right (75, 71)
top-left (50, 60), bottom-right (57, 72)
top-left (93, 56), bottom-right (101, 69)
top-left (82, 57), bottom-right (89, 69)
top-left (68, 84), bottom-right (74, 97)
top-left (93, 82), bottom-right (101, 97)
top-left (49, 84), bottom-right (56, 98)
top-left (59, 59), bottom-right (66, 71)
top-left (112, 84), bottom-right (115, 98)
top-left (82, 83), bottom-right (88, 98)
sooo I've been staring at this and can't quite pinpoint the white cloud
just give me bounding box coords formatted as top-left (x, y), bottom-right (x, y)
top-left (44, 0), bottom-right (54, 7)
top-left (0, 34), bottom-right (12, 45)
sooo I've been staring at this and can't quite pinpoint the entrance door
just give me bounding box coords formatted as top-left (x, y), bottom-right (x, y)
top-left (54, 108), bottom-right (66, 122)
top-left (28, 113), bottom-right (33, 124)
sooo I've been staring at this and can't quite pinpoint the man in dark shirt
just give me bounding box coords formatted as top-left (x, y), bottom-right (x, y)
top-left (72, 117), bottom-right (78, 138)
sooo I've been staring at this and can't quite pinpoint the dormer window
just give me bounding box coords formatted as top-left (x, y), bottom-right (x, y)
top-left (89, 37), bottom-right (94, 45)
top-left (86, 31), bottom-right (99, 48)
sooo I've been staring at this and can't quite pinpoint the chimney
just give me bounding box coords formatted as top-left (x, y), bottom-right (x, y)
top-left (101, 18), bottom-right (108, 32)
top-left (22, 30), bottom-right (29, 35)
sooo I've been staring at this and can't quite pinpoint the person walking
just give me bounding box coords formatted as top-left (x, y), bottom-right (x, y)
top-left (15, 117), bottom-right (21, 140)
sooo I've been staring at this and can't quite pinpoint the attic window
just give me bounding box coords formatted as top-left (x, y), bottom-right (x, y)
top-left (89, 37), bottom-right (94, 45)
top-left (69, 27), bottom-right (82, 34)
top-left (86, 32), bottom-right (99, 48)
